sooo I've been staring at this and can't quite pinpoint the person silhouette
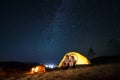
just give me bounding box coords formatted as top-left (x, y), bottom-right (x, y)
top-left (69, 56), bottom-right (76, 68)
top-left (62, 55), bottom-right (70, 69)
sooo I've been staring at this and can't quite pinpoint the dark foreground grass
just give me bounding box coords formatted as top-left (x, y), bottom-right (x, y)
top-left (0, 63), bottom-right (120, 80)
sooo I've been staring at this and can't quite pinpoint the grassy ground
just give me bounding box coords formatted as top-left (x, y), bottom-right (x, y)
top-left (0, 63), bottom-right (120, 80)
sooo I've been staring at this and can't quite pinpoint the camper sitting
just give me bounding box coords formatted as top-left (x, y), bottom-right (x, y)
top-left (69, 56), bottom-right (76, 68)
top-left (62, 55), bottom-right (70, 68)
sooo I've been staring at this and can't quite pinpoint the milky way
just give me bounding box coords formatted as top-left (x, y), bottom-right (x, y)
top-left (0, 0), bottom-right (120, 64)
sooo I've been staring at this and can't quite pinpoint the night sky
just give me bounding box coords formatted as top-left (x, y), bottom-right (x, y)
top-left (0, 0), bottom-right (120, 64)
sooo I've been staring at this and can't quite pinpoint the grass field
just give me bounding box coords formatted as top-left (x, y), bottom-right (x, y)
top-left (0, 63), bottom-right (120, 80)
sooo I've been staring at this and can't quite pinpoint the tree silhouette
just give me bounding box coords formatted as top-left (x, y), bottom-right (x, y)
top-left (87, 48), bottom-right (96, 59)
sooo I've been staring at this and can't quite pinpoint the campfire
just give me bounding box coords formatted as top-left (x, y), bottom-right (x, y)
top-left (30, 65), bottom-right (46, 74)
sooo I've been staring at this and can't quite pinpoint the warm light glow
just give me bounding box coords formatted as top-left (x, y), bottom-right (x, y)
top-left (31, 67), bottom-right (35, 73)
top-left (35, 66), bottom-right (39, 72)
top-left (31, 65), bottom-right (46, 74)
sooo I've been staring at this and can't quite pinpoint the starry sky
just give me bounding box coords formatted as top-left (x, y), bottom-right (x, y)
top-left (0, 0), bottom-right (120, 64)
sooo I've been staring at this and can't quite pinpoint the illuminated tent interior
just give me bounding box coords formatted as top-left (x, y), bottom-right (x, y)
top-left (58, 52), bottom-right (91, 67)
top-left (30, 65), bottom-right (46, 74)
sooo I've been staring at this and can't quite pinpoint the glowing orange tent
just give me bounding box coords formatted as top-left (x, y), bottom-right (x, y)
top-left (58, 52), bottom-right (91, 67)
top-left (30, 65), bottom-right (46, 74)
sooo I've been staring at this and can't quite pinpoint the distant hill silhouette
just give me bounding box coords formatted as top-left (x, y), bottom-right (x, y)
top-left (0, 61), bottom-right (40, 76)
top-left (0, 61), bottom-right (40, 68)
top-left (91, 56), bottom-right (120, 65)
